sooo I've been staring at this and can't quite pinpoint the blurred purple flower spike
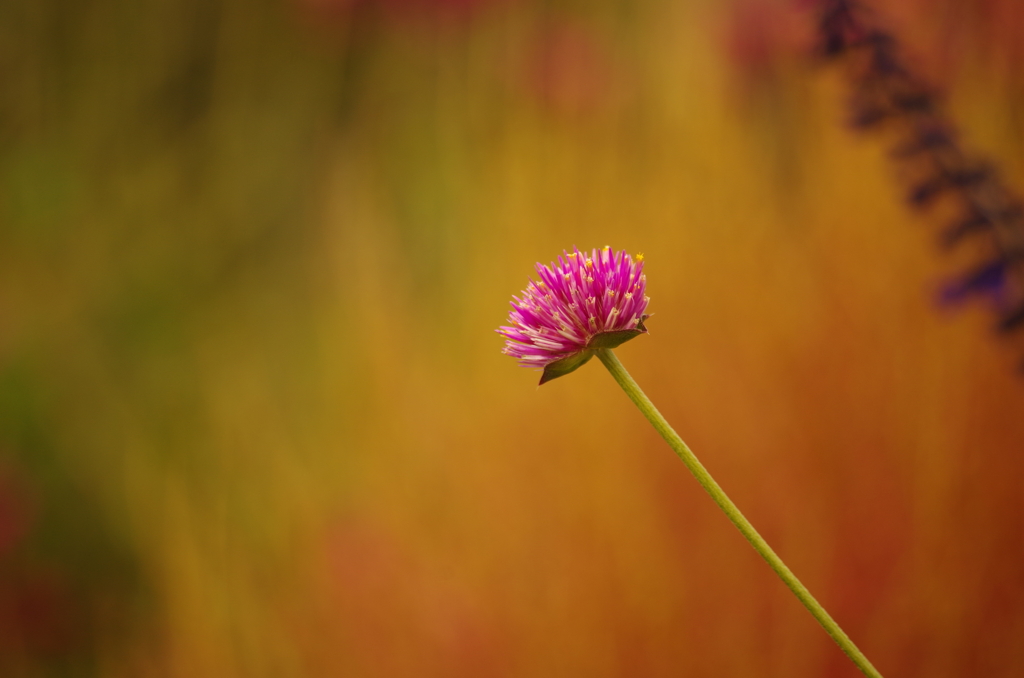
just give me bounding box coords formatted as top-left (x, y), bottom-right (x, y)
top-left (938, 260), bottom-right (1008, 308)
top-left (497, 246), bottom-right (650, 384)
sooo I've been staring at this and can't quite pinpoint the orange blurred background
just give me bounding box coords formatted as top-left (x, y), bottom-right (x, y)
top-left (2, 0), bottom-right (1024, 676)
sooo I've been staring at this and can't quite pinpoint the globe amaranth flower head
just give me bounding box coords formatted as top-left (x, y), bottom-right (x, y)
top-left (497, 246), bottom-right (650, 384)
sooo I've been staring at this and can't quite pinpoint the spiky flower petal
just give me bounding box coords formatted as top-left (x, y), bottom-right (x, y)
top-left (497, 246), bottom-right (650, 382)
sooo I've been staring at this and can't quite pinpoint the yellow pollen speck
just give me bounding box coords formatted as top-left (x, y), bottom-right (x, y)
top-left (607, 289), bottom-right (615, 296)
top-left (625, 292), bottom-right (632, 299)
top-left (603, 245), bottom-right (610, 250)
top-left (589, 317), bottom-right (596, 324)
top-left (564, 274), bottom-right (571, 282)
top-left (587, 276), bottom-right (594, 283)
top-left (585, 259), bottom-right (593, 268)
top-left (636, 253), bottom-right (644, 262)
top-left (568, 252), bottom-right (577, 259)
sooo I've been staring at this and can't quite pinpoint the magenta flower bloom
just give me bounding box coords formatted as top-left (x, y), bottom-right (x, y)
top-left (498, 246), bottom-right (650, 384)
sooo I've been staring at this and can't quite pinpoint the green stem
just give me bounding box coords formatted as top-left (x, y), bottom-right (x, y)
top-left (594, 348), bottom-right (883, 678)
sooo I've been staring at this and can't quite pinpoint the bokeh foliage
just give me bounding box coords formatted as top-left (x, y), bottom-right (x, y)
top-left (1, 0), bottom-right (1024, 676)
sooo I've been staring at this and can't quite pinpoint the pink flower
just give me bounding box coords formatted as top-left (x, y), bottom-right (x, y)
top-left (497, 246), bottom-right (649, 384)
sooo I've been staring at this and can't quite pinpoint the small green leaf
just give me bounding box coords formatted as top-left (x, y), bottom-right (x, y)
top-left (586, 316), bottom-right (650, 350)
top-left (539, 351), bottom-right (594, 385)
top-left (586, 329), bottom-right (643, 350)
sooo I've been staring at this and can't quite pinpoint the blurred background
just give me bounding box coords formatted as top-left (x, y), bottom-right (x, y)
top-left (2, 0), bottom-right (1024, 676)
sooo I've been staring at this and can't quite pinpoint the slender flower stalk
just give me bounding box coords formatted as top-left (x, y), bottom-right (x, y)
top-left (499, 247), bottom-right (884, 678)
top-left (594, 348), bottom-right (884, 678)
